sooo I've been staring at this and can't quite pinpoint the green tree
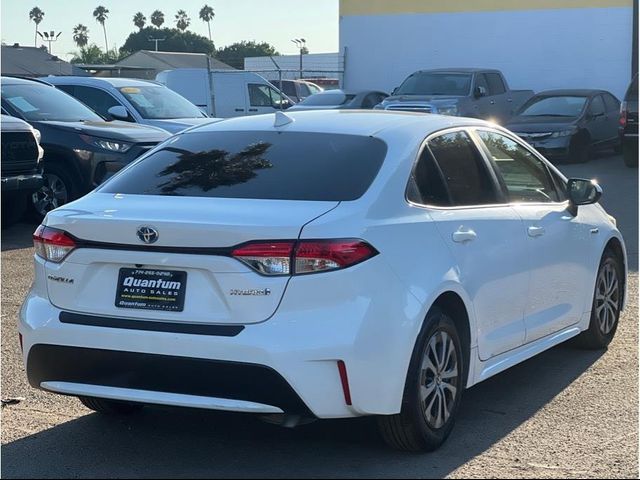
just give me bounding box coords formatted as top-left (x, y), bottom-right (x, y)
top-left (199, 5), bottom-right (215, 41)
top-left (121, 27), bottom-right (215, 55)
top-left (174, 9), bottom-right (191, 32)
top-left (72, 24), bottom-right (89, 48)
top-left (29, 7), bottom-right (45, 47)
top-left (70, 44), bottom-right (103, 64)
top-left (133, 12), bottom-right (146, 30)
top-left (216, 41), bottom-right (279, 70)
top-left (92, 5), bottom-right (110, 52)
top-left (150, 10), bottom-right (165, 28)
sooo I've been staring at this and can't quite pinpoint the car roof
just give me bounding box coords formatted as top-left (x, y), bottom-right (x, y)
top-left (188, 109), bottom-right (488, 139)
top-left (1, 75), bottom-right (54, 86)
top-left (41, 76), bottom-right (161, 88)
top-left (533, 89), bottom-right (612, 97)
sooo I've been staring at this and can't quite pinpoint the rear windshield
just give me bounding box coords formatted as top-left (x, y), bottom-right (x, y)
top-left (100, 131), bottom-right (387, 201)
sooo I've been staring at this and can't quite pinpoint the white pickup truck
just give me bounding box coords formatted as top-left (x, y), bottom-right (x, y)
top-left (376, 68), bottom-right (534, 123)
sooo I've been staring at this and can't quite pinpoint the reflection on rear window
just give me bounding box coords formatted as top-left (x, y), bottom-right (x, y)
top-left (100, 131), bottom-right (387, 201)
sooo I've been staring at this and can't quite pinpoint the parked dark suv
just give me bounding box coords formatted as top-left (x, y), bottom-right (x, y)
top-left (620, 74), bottom-right (638, 168)
top-left (1, 114), bottom-right (43, 226)
top-left (0, 77), bottom-right (170, 218)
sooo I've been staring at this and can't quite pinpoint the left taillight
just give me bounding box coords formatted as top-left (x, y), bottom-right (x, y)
top-left (33, 225), bottom-right (76, 263)
top-left (231, 239), bottom-right (378, 276)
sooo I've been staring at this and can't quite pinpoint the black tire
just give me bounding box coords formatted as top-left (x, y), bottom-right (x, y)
top-left (1, 193), bottom-right (28, 228)
top-left (79, 396), bottom-right (144, 415)
top-left (378, 307), bottom-right (465, 452)
top-left (574, 250), bottom-right (623, 350)
top-left (28, 161), bottom-right (79, 221)
top-left (568, 134), bottom-right (592, 164)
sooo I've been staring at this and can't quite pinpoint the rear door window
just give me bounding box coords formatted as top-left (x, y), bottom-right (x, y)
top-left (589, 95), bottom-right (606, 116)
top-left (603, 93), bottom-right (620, 112)
top-left (426, 130), bottom-right (499, 206)
top-left (101, 131), bottom-right (387, 201)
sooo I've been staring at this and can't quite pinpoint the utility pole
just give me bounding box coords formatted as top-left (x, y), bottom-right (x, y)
top-left (37, 30), bottom-right (62, 54)
top-left (291, 38), bottom-right (306, 80)
top-left (148, 36), bottom-right (166, 51)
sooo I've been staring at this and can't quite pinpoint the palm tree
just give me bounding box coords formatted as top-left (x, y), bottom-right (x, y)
top-left (174, 9), bottom-right (190, 32)
top-left (92, 5), bottom-right (109, 52)
top-left (133, 12), bottom-right (146, 30)
top-left (199, 5), bottom-right (215, 41)
top-left (29, 7), bottom-right (45, 47)
top-left (150, 10), bottom-right (165, 28)
top-left (72, 24), bottom-right (89, 48)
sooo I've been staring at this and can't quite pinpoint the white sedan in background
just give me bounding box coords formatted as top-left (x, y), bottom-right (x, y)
top-left (20, 110), bottom-right (626, 452)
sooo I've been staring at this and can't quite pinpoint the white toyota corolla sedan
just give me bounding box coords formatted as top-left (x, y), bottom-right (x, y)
top-left (20, 110), bottom-right (627, 451)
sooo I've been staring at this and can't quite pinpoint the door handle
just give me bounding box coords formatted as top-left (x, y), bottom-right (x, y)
top-left (527, 226), bottom-right (546, 238)
top-left (452, 228), bottom-right (477, 243)
top-left (235, 108), bottom-right (245, 112)
top-left (248, 108), bottom-right (258, 112)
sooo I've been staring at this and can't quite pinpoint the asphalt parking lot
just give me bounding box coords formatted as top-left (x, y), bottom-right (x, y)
top-left (1, 153), bottom-right (637, 479)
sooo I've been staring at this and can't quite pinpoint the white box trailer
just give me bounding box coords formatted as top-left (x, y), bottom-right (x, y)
top-left (156, 69), bottom-right (292, 118)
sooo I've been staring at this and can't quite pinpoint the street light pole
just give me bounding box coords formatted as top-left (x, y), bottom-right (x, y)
top-left (291, 38), bottom-right (306, 80)
top-left (148, 36), bottom-right (166, 51)
top-left (37, 30), bottom-right (62, 54)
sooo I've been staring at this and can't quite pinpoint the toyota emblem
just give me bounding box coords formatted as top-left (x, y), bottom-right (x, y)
top-left (137, 226), bottom-right (159, 244)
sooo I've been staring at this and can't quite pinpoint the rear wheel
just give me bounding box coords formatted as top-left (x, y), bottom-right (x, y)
top-left (575, 251), bottom-right (623, 349)
top-left (79, 396), bottom-right (144, 415)
top-left (378, 308), bottom-right (464, 452)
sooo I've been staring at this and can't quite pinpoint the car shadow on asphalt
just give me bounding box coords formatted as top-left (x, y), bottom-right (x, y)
top-left (1, 342), bottom-right (604, 479)
top-left (1, 222), bottom-right (38, 252)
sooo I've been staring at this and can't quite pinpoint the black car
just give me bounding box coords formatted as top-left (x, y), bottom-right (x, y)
top-left (287, 89), bottom-right (389, 111)
top-left (505, 89), bottom-right (621, 163)
top-left (1, 114), bottom-right (43, 226)
top-left (0, 76), bottom-right (170, 218)
top-left (620, 74), bottom-right (638, 168)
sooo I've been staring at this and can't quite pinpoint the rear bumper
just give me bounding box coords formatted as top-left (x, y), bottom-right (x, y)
top-left (20, 257), bottom-right (425, 419)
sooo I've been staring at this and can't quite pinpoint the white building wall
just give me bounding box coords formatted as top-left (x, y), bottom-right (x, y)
top-left (340, 7), bottom-right (633, 98)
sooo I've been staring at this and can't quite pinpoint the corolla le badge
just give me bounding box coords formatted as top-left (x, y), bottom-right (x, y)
top-left (137, 226), bottom-right (159, 244)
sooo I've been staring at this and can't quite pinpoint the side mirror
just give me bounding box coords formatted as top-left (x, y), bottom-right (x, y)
top-left (107, 105), bottom-right (131, 121)
top-left (567, 178), bottom-right (602, 214)
top-left (474, 86), bottom-right (487, 98)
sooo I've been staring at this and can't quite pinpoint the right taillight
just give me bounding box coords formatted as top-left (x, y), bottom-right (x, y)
top-left (232, 239), bottom-right (378, 276)
top-left (620, 101), bottom-right (628, 127)
top-left (33, 225), bottom-right (77, 263)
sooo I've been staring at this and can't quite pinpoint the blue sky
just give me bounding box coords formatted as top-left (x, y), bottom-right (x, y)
top-left (1, 1), bottom-right (339, 60)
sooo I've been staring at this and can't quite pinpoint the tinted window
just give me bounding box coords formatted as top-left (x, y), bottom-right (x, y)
top-left (248, 84), bottom-right (288, 108)
top-left (478, 130), bottom-right (560, 203)
top-left (1, 83), bottom-right (102, 122)
top-left (474, 74), bottom-right (490, 94)
top-left (279, 81), bottom-right (297, 97)
top-left (486, 73), bottom-right (506, 95)
top-left (519, 96), bottom-right (587, 117)
top-left (101, 131), bottom-right (387, 201)
top-left (427, 131), bottom-right (498, 206)
top-left (589, 95), bottom-right (606, 116)
top-left (118, 85), bottom-right (205, 119)
top-left (407, 148), bottom-right (450, 206)
top-left (396, 73), bottom-right (472, 96)
top-left (298, 83), bottom-right (311, 98)
top-left (73, 86), bottom-right (121, 118)
top-left (603, 93), bottom-right (620, 112)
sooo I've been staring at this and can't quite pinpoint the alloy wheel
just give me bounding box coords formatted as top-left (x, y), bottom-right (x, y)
top-left (32, 173), bottom-right (68, 216)
top-left (595, 262), bottom-right (620, 335)
top-left (419, 330), bottom-right (459, 429)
